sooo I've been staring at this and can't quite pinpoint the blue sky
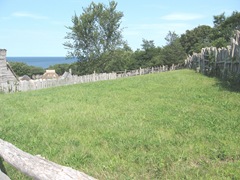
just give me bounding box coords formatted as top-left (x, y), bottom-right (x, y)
top-left (0, 0), bottom-right (239, 56)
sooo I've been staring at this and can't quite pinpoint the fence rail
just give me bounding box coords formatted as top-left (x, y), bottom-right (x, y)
top-left (1, 65), bottom-right (178, 93)
top-left (0, 138), bottom-right (96, 180)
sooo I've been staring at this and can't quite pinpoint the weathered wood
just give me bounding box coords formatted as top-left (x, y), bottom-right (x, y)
top-left (0, 139), bottom-right (96, 180)
top-left (0, 49), bottom-right (18, 84)
top-left (185, 30), bottom-right (240, 75)
top-left (1, 65), bottom-right (179, 93)
top-left (0, 170), bottom-right (10, 180)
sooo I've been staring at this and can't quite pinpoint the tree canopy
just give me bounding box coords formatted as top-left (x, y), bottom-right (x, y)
top-left (180, 25), bottom-right (213, 55)
top-left (162, 31), bottom-right (186, 65)
top-left (9, 62), bottom-right (44, 77)
top-left (180, 11), bottom-right (240, 53)
top-left (64, 1), bottom-right (125, 73)
top-left (62, 6), bottom-right (240, 75)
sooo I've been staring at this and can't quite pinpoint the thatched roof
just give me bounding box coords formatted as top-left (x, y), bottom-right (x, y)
top-left (19, 75), bottom-right (31, 81)
top-left (42, 70), bottom-right (59, 79)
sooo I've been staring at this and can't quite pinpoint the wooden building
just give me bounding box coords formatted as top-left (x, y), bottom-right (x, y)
top-left (0, 49), bottom-right (18, 84)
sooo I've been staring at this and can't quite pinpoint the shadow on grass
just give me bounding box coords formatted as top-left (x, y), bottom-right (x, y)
top-left (213, 78), bottom-right (240, 92)
top-left (204, 69), bottom-right (240, 92)
top-left (0, 157), bottom-right (8, 175)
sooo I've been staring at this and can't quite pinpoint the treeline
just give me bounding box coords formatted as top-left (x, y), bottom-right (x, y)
top-left (68, 36), bottom-right (186, 75)
top-left (180, 11), bottom-right (240, 55)
top-left (9, 62), bottom-right (45, 77)
top-left (9, 1), bottom-right (240, 77)
top-left (63, 1), bottom-right (240, 75)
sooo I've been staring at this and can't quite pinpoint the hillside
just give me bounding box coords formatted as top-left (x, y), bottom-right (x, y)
top-left (0, 69), bottom-right (240, 179)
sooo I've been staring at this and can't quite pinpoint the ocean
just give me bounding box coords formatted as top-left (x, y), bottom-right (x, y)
top-left (6, 57), bottom-right (77, 69)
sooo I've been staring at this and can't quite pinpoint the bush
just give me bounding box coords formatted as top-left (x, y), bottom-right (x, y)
top-left (9, 62), bottom-right (45, 77)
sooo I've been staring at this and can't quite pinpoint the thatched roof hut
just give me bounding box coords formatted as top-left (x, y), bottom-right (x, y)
top-left (42, 70), bottom-right (59, 79)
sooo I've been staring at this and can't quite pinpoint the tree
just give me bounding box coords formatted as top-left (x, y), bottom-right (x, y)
top-left (64, 1), bottom-right (125, 73)
top-left (102, 48), bottom-right (134, 72)
top-left (211, 11), bottom-right (240, 48)
top-left (132, 39), bottom-right (162, 68)
top-left (162, 41), bottom-right (186, 66)
top-left (180, 25), bottom-right (213, 54)
top-left (165, 31), bottom-right (179, 45)
top-left (162, 31), bottom-right (186, 65)
top-left (222, 11), bottom-right (240, 30)
top-left (48, 63), bottom-right (70, 75)
top-left (9, 62), bottom-right (44, 77)
top-left (180, 12), bottom-right (240, 54)
top-left (141, 39), bottom-right (155, 51)
top-left (213, 13), bottom-right (226, 28)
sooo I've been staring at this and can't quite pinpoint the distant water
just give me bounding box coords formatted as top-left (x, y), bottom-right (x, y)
top-left (6, 57), bottom-right (77, 69)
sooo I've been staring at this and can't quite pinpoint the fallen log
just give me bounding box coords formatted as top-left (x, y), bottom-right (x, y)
top-left (0, 138), bottom-right (96, 180)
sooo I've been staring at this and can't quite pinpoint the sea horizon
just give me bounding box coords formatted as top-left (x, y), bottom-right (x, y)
top-left (6, 56), bottom-right (77, 69)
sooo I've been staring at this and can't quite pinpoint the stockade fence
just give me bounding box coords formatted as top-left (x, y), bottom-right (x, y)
top-left (0, 64), bottom-right (178, 179)
top-left (0, 64), bottom-right (178, 93)
top-left (185, 30), bottom-right (240, 76)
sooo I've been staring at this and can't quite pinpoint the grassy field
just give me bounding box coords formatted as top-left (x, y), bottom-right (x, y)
top-left (0, 69), bottom-right (240, 179)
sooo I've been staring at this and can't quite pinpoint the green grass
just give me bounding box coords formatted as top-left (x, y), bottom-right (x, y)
top-left (0, 69), bottom-right (240, 179)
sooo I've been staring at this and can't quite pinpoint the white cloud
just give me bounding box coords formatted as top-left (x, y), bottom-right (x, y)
top-left (12, 12), bottom-right (48, 20)
top-left (161, 13), bottom-right (205, 21)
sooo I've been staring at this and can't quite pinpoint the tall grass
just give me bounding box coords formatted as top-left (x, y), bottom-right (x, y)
top-left (0, 69), bottom-right (240, 179)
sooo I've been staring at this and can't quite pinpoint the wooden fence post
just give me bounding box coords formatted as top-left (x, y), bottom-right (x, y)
top-left (93, 71), bottom-right (96, 82)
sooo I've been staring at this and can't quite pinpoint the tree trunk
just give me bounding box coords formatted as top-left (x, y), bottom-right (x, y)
top-left (0, 138), bottom-right (96, 180)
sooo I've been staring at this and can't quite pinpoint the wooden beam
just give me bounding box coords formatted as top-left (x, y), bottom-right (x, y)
top-left (0, 139), bottom-right (96, 180)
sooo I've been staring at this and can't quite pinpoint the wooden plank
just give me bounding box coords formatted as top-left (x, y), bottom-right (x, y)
top-left (0, 139), bottom-right (96, 180)
top-left (0, 170), bottom-right (10, 180)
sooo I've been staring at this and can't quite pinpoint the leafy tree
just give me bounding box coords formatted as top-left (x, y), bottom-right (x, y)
top-left (133, 39), bottom-right (162, 68)
top-left (102, 48), bottom-right (135, 72)
top-left (211, 37), bottom-right (228, 48)
top-left (48, 63), bottom-right (70, 75)
top-left (162, 31), bottom-right (186, 66)
top-left (180, 12), bottom-right (240, 55)
top-left (69, 62), bottom-right (86, 75)
top-left (213, 13), bottom-right (226, 28)
top-left (211, 11), bottom-right (240, 48)
top-left (165, 31), bottom-right (179, 45)
top-left (9, 62), bottom-right (44, 77)
top-left (141, 39), bottom-right (155, 51)
top-left (64, 1), bottom-right (125, 73)
top-left (180, 25), bottom-right (213, 55)
top-left (222, 11), bottom-right (240, 30)
top-left (212, 13), bottom-right (229, 45)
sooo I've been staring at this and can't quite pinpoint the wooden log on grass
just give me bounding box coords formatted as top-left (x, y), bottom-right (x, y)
top-left (0, 138), bottom-right (96, 180)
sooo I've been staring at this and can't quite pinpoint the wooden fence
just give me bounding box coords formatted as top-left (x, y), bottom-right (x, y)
top-left (0, 138), bottom-right (96, 180)
top-left (185, 30), bottom-right (240, 76)
top-left (0, 64), bottom-right (178, 179)
top-left (0, 64), bottom-right (178, 93)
